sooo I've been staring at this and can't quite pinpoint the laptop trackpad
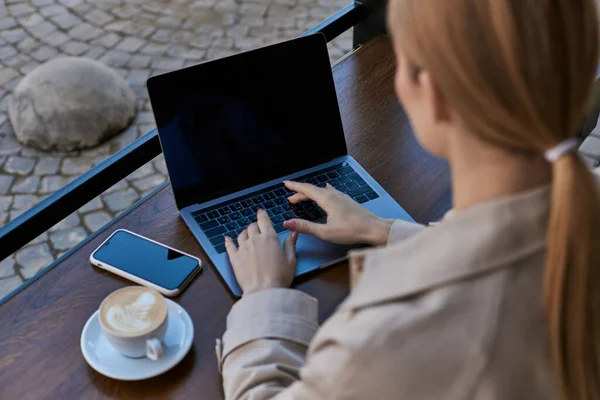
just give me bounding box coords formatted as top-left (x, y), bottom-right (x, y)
top-left (289, 233), bottom-right (354, 276)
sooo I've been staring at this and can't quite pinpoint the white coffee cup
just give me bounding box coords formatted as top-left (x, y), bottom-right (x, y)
top-left (98, 286), bottom-right (168, 360)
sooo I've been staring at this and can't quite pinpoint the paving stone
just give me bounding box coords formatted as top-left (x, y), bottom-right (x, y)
top-left (0, 276), bottom-right (23, 300)
top-left (0, 256), bottom-right (16, 279)
top-left (212, 37), bottom-right (234, 49)
top-left (240, 16), bottom-right (266, 28)
top-left (0, 175), bottom-right (15, 195)
top-left (9, 209), bottom-right (24, 221)
top-left (60, 41), bottom-right (90, 56)
top-left (185, 49), bottom-right (206, 60)
top-left (110, 5), bottom-right (138, 18)
top-left (0, 195), bottom-right (12, 212)
top-left (91, 32), bottom-right (121, 48)
top-left (225, 25), bottom-right (249, 39)
top-left (103, 187), bottom-right (139, 212)
top-left (1, 28), bottom-right (27, 44)
top-left (17, 37), bottom-right (39, 52)
top-left (4, 156), bottom-right (36, 176)
top-left (0, 67), bottom-right (19, 85)
top-left (72, 2), bottom-right (93, 14)
top-left (84, 9), bottom-right (114, 25)
top-left (126, 163), bottom-right (155, 181)
top-left (112, 124), bottom-right (138, 150)
top-left (151, 57), bottom-right (184, 71)
top-left (60, 0), bottom-right (85, 7)
top-left (240, 3), bottom-right (268, 16)
top-left (61, 158), bottom-right (93, 175)
top-left (40, 175), bottom-right (66, 193)
top-left (29, 231), bottom-right (48, 245)
top-left (83, 46), bottom-right (106, 59)
top-left (104, 179), bottom-right (129, 194)
top-left (100, 49), bottom-right (131, 67)
top-left (68, 23), bottom-right (103, 41)
top-left (126, 69), bottom-right (151, 85)
top-left (0, 18), bottom-right (17, 31)
top-left (83, 211), bottom-right (112, 232)
top-left (235, 37), bottom-right (265, 51)
top-left (0, 136), bottom-right (20, 156)
top-left (9, 4), bottom-right (35, 16)
top-left (131, 173), bottom-right (166, 191)
top-left (5, 76), bottom-right (22, 92)
top-left (0, 44), bottom-right (17, 59)
top-left (39, 4), bottom-right (68, 17)
top-left (150, 29), bottom-right (173, 43)
top-left (215, 0), bottom-right (239, 12)
top-left (20, 61), bottom-right (41, 75)
top-left (3, 54), bottom-right (30, 69)
top-left (17, 12), bottom-right (44, 29)
top-left (127, 54), bottom-right (151, 68)
top-left (15, 243), bottom-right (53, 279)
top-left (12, 176), bottom-right (40, 193)
top-left (132, 25), bottom-right (156, 39)
top-left (79, 196), bottom-right (103, 213)
top-left (105, 20), bottom-right (134, 34)
top-left (50, 212), bottom-right (80, 232)
top-left (140, 43), bottom-right (168, 55)
top-left (33, 0), bottom-right (55, 6)
top-left (30, 45), bottom-right (58, 62)
top-left (33, 157), bottom-right (60, 175)
top-left (157, 16), bottom-right (183, 28)
top-left (44, 31), bottom-right (70, 47)
top-left (49, 227), bottom-right (87, 251)
top-left (27, 22), bottom-right (57, 39)
top-left (268, 16), bottom-right (295, 28)
top-left (206, 48), bottom-right (236, 60)
top-left (116, 37), bottom-right (146, 52)
top-left (165, 44), bottom-right (189, 58)
top-left (12, 194), bottom-right (39, 210)
top-left (51, 12), bottom-right (82, 30)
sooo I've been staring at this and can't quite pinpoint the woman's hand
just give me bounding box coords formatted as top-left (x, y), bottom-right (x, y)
top-left (225, 209), bottom-right (299, 295)
top-left (282, 181), bottom-right (394, 246)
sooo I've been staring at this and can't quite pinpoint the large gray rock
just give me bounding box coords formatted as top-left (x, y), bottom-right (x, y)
top-left (8, 57), bottom-right (136, 151)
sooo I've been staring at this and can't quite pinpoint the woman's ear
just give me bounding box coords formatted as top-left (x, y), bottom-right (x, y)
top-left (420, 71), bottom-right (451, 124)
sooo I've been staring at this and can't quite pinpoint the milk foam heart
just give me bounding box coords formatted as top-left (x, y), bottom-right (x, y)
top-left (99, 286), bottom-right (167, 337)
top-left (106, 291), bottom-right (157, 333)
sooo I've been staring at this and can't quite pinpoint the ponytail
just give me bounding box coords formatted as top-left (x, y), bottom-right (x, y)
top-left (545, 154), bottom-right (600, 399)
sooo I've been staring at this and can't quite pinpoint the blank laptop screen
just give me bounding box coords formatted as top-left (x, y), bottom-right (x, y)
top-left (147, 34), bottom-right (347, 209)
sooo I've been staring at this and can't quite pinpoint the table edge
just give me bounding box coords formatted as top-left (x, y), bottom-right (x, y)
top-left (0, 181), bottom-right (171, 307)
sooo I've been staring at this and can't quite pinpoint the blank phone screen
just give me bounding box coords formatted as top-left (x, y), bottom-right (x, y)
top-left (93, 230), bottom-right (200, 290)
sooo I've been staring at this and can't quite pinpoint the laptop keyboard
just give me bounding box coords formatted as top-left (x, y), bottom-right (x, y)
top-left (191, 163), bottom-right (380, 254)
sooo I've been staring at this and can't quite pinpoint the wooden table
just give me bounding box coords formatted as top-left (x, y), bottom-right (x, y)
top-left (0, 37), bottom-right (451, 399)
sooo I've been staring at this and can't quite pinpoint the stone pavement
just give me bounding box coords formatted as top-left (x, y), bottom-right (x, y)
top-left (0, 0), bottom-right (353, 299)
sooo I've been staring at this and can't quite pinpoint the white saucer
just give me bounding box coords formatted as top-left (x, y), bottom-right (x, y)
top-left (80, 299), bottom-right (194, 381)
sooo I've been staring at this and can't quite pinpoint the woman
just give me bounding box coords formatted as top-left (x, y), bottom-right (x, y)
top-left (218, 0), bottom-right (600, 398)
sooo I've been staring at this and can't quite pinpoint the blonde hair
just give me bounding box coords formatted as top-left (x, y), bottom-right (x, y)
top-left (390, 0), bottom-right (600, 398)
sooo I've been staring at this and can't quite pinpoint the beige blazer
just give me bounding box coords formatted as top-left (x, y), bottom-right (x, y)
top-left (217, 185), bottom-right (556, 399)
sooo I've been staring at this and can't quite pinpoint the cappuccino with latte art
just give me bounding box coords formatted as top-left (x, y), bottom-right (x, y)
top-left (100, 286), bottom-right (167, 337)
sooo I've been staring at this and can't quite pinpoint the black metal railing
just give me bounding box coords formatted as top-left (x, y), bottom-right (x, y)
top-left (0, 1), bottom-right (382, 263)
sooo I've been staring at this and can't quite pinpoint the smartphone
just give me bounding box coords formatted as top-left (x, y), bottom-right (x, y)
top-left (90, 229), bottom-right (202, 297)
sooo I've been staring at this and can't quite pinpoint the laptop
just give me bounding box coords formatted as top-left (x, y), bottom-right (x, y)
top-left (147, 34), bottom-right (414, 296)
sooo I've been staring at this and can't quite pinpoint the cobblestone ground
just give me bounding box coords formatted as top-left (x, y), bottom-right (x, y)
top-left (0, 0), bottom-right (353, 299)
